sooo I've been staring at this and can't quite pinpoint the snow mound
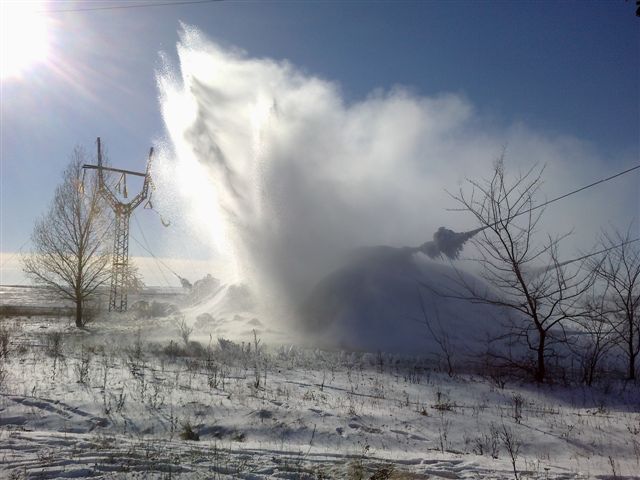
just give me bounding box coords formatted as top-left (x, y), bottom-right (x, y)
top-left (301, 246), bottom-right (509, 355)
top-left (178, 275), bottom-right (262, 341)
top-left (187, 283), bottom-right (255, 318)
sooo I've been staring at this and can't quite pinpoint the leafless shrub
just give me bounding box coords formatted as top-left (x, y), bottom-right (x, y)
top-left (176, 316), bottom-right (193, 347)
top-left (0, 324), bottom-right (11, 359)
top-left (75, 346), bottom-right (91, 384)
top-left (147, 380), bottom-right (165, 410)
top-left (128, 329), bottom-right (144, 364)
top-left (163, 340), bottom-right (182, 359)
top-left (608, 455), bottom-right (619, 479)
top-left (438, 411), bottom-right (452, 453)
top-left (588, 226), bottom-right (640, 381)
top-left (472, 423), bottom-right (500, 458)
top-left (347, 444), bottom-right (370, 480)
top-left (433, 389), bottom-right (455, 411)
top-left (206, 354), bottom-right (220, 389)
top-left (512, 394), bottom-right (524, 424)
top-left (252, 329), bottom-right (262, 389)
top-left (417, 291), bottom-right (455, 377)
top-left (180, 421), bottom-right (200, 441)
top-left (45, 331), bottom-right (63, 358)
top-left (0, 359), bottom-right (7, 390)
top-left (500, 423), bottom-right (522, 480)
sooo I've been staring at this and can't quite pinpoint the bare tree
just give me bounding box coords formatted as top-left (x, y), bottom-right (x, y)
top-left (590, 227), bottom-right (640, 380)
top-left (573, 288), bottom-right (617, 385)
top-left (23, 148), bottom-right (111, 327)
top-left (417, 290), bottom-right (456, 377)
top-left (446, 156), bottom-right (593, 383)
top-left (124, 263), bottom-right (145, 295)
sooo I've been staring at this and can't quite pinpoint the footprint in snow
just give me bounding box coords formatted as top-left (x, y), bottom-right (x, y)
top-left (348, 421), bottom-right (382, 434)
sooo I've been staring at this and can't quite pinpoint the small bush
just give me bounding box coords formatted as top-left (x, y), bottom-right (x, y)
top-left (370, 466), bottom-right (394, 480)
top-left (512, 394), bottom-right (525, 424)
top-left (163, 340), bottom-right (184, 359)
top-left (0, 325), bottom-right (11, 358)
top-left (75, 346), bottom-right (91, 384)
top-left (128, 329), bottom-right (144, 363)
top-left (433, 390), bottom-right (455, 411)
top-left (45, 331), bottom-right (63, 358)
top-left (0, 360), bottom-right (7, 389)
top-left (176, 316), bottom-right (193, 346)
top-left (161, 339), bottom-right (205, 359)
top-left (180, 422), bottom-right (200, 441)
top-left (186, 340), bottom-right (205, 357)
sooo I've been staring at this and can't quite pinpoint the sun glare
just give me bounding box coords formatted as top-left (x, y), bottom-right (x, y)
top-left (1, 1), bottom-right (50, 80)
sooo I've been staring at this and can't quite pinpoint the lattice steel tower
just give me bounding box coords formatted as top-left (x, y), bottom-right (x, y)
top-left (83, 138), bottom-right (153, 312)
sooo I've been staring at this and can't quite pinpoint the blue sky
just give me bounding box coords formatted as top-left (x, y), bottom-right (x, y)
top-left (1, 0), bottom-right (638, 285)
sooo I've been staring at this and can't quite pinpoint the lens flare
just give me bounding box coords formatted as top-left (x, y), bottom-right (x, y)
top-left (0, 1), bottom-right (50, 80)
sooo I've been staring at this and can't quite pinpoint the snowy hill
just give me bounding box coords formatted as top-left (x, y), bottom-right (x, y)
top-left (179, 247), bottom-right (512, 357)
top-left (300, 246), bottom-right (510, 356)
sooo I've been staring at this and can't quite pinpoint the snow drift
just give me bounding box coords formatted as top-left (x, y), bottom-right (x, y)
top-left (176, 249), bottom-right (509, 356)
top-left (300, 247), bottom-right (509, 355)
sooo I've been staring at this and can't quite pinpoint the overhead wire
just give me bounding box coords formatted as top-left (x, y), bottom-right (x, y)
top-left (486, 164), bottom-right (639, 269)
top-left (131, 211), bottom-right (194, 289)
top-left (551, 237), bottom-right (640, 271)
top-left (131, 213), bottom-right (173, 288)
top-left (453, 163), bottom-right (640, 235)
top-left (522, 163), bottom-right (640, 219)
top-left (39, 0), bottom-right (221, 14)
top-left (412, 162), bottom-right (640, 270)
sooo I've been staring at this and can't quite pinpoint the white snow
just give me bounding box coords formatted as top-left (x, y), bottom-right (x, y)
top-left (1, 282), bottom-right (639, 479)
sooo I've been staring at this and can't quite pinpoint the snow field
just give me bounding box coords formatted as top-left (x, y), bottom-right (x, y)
top-left (0, 316), bottom-right (639, 479)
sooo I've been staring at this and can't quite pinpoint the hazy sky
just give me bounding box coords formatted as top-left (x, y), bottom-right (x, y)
top-left (1, 1), bottom-right (638, 286)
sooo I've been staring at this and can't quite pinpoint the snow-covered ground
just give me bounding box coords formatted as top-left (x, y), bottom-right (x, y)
top-left (0, 284), bottom-right (639, 479)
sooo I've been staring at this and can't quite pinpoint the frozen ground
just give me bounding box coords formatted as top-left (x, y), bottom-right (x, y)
top-left (0, 287), bottom-right (639, 479)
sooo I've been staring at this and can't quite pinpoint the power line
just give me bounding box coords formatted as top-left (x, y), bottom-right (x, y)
top-left (40, 0), bottom-right (221, 14)
top-left (475, 163), bottom-right (640, 268)
top-left (421, 163), bottom-right (639, 259)
top-left (530, 163), bottom-right (640, 217)
top-left (131, 214), bottom-right (174, 287)
top-left (131, 233), bottom-right (173, 287)
top-left (555, 237), bottom-right (640, 270)
top-left (130, 212), bottom-right (192, 288)
top-left (464, 163), bottom-right (640, 235)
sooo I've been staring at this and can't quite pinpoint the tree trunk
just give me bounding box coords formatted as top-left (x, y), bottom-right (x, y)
top-left (628, 324), bottom-right (636, 380)
top-left (535, 331), bottom-right (546, 383)
top-left (75, 298), bottom-right (83, 328)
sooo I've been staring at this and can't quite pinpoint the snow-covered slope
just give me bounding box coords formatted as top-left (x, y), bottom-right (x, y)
top-left (300, 246), bottom-right (510, 355)
top-left (177, 247), bottom-right (512, 356)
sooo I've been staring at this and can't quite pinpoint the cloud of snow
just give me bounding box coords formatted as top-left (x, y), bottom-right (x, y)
top-left (154, 26), bottom-right (638, 316)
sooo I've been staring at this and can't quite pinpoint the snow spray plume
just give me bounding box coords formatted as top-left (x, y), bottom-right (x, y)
top-left (155, 27), bottom-right (633, 321)
top-left (415, 226), bottom-right (482, 260)
top-left (156, 28), bottom-right (485, 314)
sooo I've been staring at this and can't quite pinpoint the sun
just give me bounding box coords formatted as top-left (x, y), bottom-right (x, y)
top-left (0, 1), bottom-right (50, 80)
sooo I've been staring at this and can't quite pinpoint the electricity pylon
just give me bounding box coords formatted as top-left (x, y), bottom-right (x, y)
top-left (83, 137), bottom-right (153, 312)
